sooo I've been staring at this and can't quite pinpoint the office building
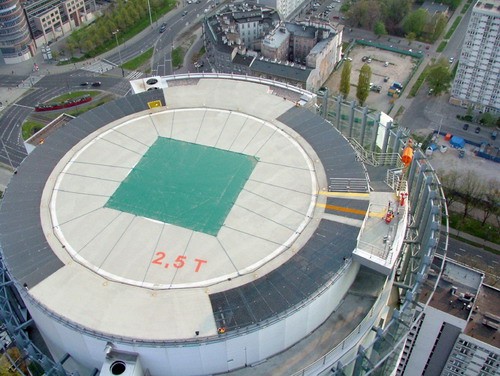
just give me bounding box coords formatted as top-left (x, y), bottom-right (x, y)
top-left (0, 0), bottom-right (35, 63)
top-left (22, 0), bottom-right (95, 48)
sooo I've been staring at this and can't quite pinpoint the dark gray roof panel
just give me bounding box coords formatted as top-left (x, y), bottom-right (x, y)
top-left (86, 105), bottom-right (118, 126)
top-left (210, 220), bottom-right (357, 331)
top-left (278, 107), bottom-right (366, 181)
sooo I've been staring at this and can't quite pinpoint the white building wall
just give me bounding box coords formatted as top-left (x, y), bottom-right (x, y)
top-left (22, 262), bottom-right (365, 376)
top-left (451, 1), bottom-right (500, 112)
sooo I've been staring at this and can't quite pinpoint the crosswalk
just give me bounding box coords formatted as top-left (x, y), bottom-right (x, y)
top-left (78, 59), bottom-right (144, 80)
top-left (126, 70), bottom-right (143, 79)
top-left (81, 59), bottom-right (115, 74)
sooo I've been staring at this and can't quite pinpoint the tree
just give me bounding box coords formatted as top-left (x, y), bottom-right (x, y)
top-left (403, 9), bottom-right (429, 37)
top-left (339, 60), bottom-right (352, 98)
top-left (479, 178), bottom-right (500, 226)
top-left (438, 169), bottom-right (460, 208)
top-left (405, 31), bottom-right (416, 45)
top-left (381, 0), bottom-right (412, 34)
top-left (427, 59), bottom-right (452, 96)
top-left (374, 21), bottom-right (387, 37)
top-left (431, 14), bottom-right (447, 42)
top-left (480, 112), bottom-right (496, 126)
top-left (347, 0), bottom-right (381, 30)
top-left (460, 170), bottom-right (482, 218)
top-left (356, 64), bottom-right (371, 106)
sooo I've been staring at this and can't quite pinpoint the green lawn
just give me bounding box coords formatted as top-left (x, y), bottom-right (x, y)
top-left (49, 91), bottom-right (100, 103)
top-left (172, 47), bottom-right (184, 68)
top-left (449, 212), bottom-right (500, 252)
top-left (22, 120), bottom-right (45, 140)
top-left (408, 64), bottom-right (431, 97)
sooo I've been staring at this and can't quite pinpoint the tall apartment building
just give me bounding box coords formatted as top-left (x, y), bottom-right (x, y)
top-left (0, 0), bottom-right (35, 63)
top-left (397, 257), bottom-right (500, 376)
top-left (258, 0), bottom-right (306, 20)
top-left (450, 0), bottom-right (500, 113)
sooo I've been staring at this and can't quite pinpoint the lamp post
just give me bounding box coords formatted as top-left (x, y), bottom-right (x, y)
top-left (147, 0), bottom-right (153, 28)
top-left (112, 30), bottom-right (124, 77)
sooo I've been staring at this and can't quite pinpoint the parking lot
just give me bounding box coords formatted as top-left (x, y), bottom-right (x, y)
top-left (425, 134), bottom-right (500, 183)
top-left (324, 45), bottom-right (419, 113)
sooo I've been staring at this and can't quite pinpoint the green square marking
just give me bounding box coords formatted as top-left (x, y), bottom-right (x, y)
top-left (105, 137), bottom-right (257, 236)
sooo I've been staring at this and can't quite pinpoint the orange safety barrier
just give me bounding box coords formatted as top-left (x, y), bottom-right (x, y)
top-left (401, 146), bottom-right (413, 166)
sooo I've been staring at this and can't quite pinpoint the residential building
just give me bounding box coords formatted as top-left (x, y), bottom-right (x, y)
top-left (203, 3), bottom-right (343, 91)
top-left (258, 0), bottom-right (307, 20)
top-left (450, 0), bottom-right (500, 113)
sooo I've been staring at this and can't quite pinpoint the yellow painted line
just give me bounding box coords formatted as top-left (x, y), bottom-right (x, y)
top-left (317, 203), bottom-right (389, 218)
top-left (317, 203), bottom-right (367, 216)
top-left (319, 191), bottom-right (369, 198)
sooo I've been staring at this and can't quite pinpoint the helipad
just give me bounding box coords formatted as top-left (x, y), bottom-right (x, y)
top-left (46, 108), bottom-right (317, 289)
top-left (0, 78), bottom-right (375, 374)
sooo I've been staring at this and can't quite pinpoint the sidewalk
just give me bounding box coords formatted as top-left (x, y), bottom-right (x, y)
top-left (449, 228), bottom-right (500, 252)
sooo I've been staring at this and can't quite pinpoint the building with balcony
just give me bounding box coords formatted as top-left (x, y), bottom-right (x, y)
top-left (450, 0), bottom-right (500, 113)
top-left (0, 0), bottom-right (34, 63)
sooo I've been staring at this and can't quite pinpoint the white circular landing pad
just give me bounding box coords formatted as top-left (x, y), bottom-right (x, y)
top-left (45, 108), bottom-right (318, 289)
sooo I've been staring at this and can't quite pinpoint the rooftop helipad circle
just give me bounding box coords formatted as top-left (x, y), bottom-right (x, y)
top-left (45, 108), bottom-right (318, 289)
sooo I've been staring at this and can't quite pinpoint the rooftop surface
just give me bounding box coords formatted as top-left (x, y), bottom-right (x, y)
top-left (424, 257), bottom-right (482, 318)
top-left (0, 77), bottom-right (387, 347)
top-left (465, 284), bottom-right (500, 348)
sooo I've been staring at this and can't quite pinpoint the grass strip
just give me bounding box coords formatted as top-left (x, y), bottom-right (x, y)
top-left (445, 16), bottom-right (462, 39)
top-left (122, 48), bottom-right (154, 70)
top-left (437, 40), bottom-right (447, 52)
top-left (408, 64), bottom-right (431, 97)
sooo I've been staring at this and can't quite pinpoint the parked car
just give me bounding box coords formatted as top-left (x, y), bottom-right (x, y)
top-left (475, 126), bottom-right (481, 133)
top-left (384, 76), bottom-right (389, 82)
top-left (463, 123), bottom-right (469, 130)
top-left (491, 131), bottom-right (497, 140)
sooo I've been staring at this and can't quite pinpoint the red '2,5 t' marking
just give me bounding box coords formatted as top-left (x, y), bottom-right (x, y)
top-left (152, 252), bottom-right (165, 265)
top-left (194, 258), bottom-right (207, 272)
top-left (151, 252), bottom-right (207, 272)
